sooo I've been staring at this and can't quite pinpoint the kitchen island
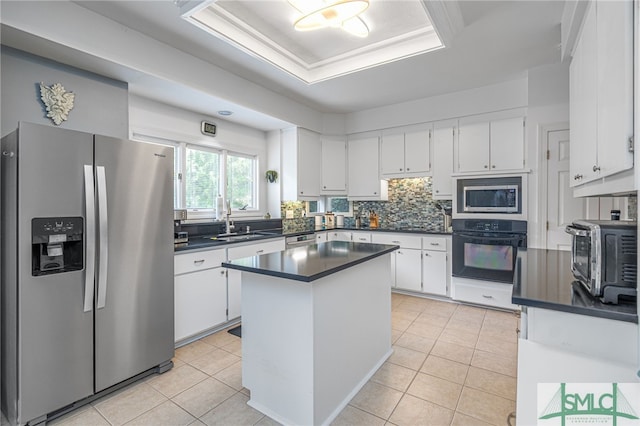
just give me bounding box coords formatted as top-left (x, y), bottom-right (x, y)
top-left (222, 241), bottom-right (398, 426)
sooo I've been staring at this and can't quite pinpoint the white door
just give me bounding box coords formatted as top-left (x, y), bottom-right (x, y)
top-left (546, 129), bottom-right (586, 250)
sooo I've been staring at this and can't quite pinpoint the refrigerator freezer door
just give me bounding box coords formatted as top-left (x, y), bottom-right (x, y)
top-left (94, 136), bottom-right (174, 392)
top-left (16, 123), bottom-right (94, 423)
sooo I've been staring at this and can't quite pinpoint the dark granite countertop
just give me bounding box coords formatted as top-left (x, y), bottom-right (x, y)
top-left (222, 241), bottom-right (398, 282)
top-left (175, 227), bottom-right (450, 252)
top-left (512, 248), bottom-right (637, 323)
top-left (320, 226), bottom-right (451, 235)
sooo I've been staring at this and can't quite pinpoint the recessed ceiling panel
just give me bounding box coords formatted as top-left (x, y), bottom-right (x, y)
top-left (183, 0), bottom-right (444, 83)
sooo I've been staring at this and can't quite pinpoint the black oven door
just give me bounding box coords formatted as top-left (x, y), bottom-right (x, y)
top-left (452, 231), bottom-right (526, 283)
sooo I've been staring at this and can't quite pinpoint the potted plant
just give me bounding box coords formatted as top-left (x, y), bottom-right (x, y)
top-left (266, 170), bottom-right (278, 183)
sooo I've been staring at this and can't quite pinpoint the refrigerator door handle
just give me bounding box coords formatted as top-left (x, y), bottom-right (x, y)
top-left (96, 166), bottom-right (109, 309)
top-left (83, 165), bottom-right (96, 312)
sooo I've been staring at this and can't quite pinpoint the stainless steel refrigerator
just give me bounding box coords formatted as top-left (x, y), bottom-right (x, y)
top-left (1, 122), bottom-right (174, 425)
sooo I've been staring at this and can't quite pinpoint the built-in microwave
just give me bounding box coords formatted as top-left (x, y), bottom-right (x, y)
top-left (454, 176), bottom-right (524, 218)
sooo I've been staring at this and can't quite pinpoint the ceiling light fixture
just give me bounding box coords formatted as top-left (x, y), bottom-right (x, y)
top-left (288, 0), bottom-right (370, 37)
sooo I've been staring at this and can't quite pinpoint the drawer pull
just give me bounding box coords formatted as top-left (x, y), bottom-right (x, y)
top-left (256, 249), bottom-right (264, 254)
top-left (482, 294), bottom-right (494, 299)
top-left (430, 242), bottom-right (440, 246)
top-left (359, 238), bottom-right (367, 241)
top-left (193, 259), bottom-right (205, 265)
top-left (392, 240), bottom-right (401, 243)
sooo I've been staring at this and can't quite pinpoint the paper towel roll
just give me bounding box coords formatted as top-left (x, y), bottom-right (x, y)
top-left (315, 215), bottom-right (323, 227)
top-left (336, 215), bottom-right (344, 226)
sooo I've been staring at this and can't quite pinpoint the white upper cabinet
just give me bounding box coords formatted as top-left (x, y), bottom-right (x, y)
top-left (281, 127), bottom-right (321, 200)
top-left (569, 0), bottom-right (633, 188)
top-left (456, 117), bottom-right (525, 173)
top-left (321, 137), bottom-right (347, 194)
top-left (380, 126), bottom-right (431, 178)
top-left (457, 122), bottom-right (490, 173)
top-left (490, 117), bottom-right (526, 171)
top-left (432, 120), bottom-right (456, 199)
top-left (347, 136), bottom-right (388, 201)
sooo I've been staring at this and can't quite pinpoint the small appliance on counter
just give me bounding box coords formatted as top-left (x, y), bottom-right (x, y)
top-left (565, 219), bottom-right (637, 304)
top-left (324, 212), bottom-right (335, 227)
top-left (174, 231), bottom-right (188, 248)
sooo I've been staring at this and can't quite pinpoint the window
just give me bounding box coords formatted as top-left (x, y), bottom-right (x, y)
top-left (185, 146), bottom-right (220, 210)
top-left (227, 152), bottom-right (257, 210)
top-left (306, 197), bottom-right (353, 216)
top-left (131, 134), bottom-right (259, 216)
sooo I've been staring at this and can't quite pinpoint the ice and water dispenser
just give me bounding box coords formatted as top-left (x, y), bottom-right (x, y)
top-left (31, 217), bottom-right (83, 275)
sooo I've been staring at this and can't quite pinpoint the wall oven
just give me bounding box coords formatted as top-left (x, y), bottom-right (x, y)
top-left (452, 219), bottom-right (527, 284)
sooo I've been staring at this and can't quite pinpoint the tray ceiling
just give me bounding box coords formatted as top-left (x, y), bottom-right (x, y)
top-left (182, 0), bottom-right (445, 83)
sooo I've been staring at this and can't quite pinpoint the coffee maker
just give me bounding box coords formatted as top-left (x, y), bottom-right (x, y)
top-left (31, 217), bottom-right (83, 275)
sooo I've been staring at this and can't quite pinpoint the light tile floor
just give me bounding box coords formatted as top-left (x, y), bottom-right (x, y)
top-left (5, 293), bottom-right (519, 426)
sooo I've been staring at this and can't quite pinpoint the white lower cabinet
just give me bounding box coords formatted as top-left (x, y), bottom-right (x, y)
top-left (422, 250), bottom-right (447, 296)
top-left (226, 238), bottom-right (286, 320)
top-left (395, 249), bottom-right (422, 291)
top-left (327, 231), bottom-right (352, 241)
top-left (451, 277), bottom-right (517, 310)
top-left (351, 231), bottom-right (372, 243)
top-left (371, 233), bottom-right (422, 291)
top-left (422, 235), bottom-right (449, 297)
top-left (174, 248), bottom-right (227, 342)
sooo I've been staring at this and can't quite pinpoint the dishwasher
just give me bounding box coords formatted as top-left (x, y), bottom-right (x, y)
top-left (285, 233), bottom-right (316, 248)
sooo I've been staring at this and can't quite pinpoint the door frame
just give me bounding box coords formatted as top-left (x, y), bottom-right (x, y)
top-left (536, 121), bottom-right (570, 250)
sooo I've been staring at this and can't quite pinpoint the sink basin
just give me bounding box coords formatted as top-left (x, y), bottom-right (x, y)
top-left (222, 235), bottom-right (256, 242)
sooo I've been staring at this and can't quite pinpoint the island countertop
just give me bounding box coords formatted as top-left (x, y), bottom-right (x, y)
top-left (222, 241), bottom-right (398, 283)
top-left (512, 248), bottom-right (637, 323)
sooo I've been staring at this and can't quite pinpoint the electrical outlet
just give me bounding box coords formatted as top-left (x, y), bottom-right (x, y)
top-left (286, 210), bottom-right (294, 219)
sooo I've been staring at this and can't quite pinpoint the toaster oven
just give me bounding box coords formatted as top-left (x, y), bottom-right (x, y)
top-left (565, 220), bottom-right (637, 304)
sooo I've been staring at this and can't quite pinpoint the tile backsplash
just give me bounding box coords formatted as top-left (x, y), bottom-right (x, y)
top-left (351, 178), bottom-right (451, 231)
top-left (281, 177), bottom-right (451, 233)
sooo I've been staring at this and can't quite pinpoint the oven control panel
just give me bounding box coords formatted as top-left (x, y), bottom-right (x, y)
top-left (452, 219), bottom-right (528, 233)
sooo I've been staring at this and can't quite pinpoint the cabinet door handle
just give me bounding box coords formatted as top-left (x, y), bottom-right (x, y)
top-left (492, 165), bottom-right (496, 169)
top-left (194, 259), bottom-right (205, 265)
top-left (374, 192), bottom-right (377, 195)
top-left (574, 174), bottom-right (583, 180)
top-left (220, 270), bottom-right (226, 275)
top-left (406, 168), bottom-right (410, 171)
top-left (484, 165), bottom-right (488, 168)
top-left (482, 294), bottom-right (494, 299)
top-left (399, 168), bottom-right (403, 171)
top-left (593, 165), bottom-right (601, 172)
top-left (256, 249), bottom-right (264, 254)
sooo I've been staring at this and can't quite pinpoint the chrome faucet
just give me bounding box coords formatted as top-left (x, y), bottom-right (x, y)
top-left (225, 199), bottom-right (235, 234)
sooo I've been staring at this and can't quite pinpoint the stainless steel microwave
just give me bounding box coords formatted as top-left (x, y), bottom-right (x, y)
top-left (456, 176), bottom-right (522, 215)
top-left (463, 184), bottom-right (518, 213)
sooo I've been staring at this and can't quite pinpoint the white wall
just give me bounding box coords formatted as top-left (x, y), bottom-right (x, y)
top-left (129, 95), bottom-right (270, 218)
top-left (1, 46), bottom-right (128, 138)
top-left (526, 62), bottom-right (570, 248)
top-left (345, 78), bottom-right (528, 134)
